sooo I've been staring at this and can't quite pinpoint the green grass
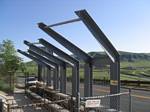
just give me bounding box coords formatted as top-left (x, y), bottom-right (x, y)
top-left (62, 67), bottom-right (150, 81)
top-left (24, 60), bottom-right (150, 81)
top-left (121, 60), bottom-right (150, 68)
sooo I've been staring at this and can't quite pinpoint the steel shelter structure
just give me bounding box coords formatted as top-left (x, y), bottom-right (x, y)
top-left (18, 9), bottom-right (120, 112)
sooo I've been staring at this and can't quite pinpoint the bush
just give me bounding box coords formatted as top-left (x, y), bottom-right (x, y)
top-left (0, 80), bottom-right (12, 93)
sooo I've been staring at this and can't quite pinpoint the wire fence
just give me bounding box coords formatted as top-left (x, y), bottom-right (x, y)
top-left (80, 89), bottom-right (132, 112)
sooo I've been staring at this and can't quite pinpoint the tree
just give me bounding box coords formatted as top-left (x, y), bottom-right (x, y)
top-left (0, 39), bottom-right (23, 92)
top-left (0, 39), bottom-right (22, 74)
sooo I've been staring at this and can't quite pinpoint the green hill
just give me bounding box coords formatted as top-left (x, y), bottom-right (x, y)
top-left (24, 51), bottom-right (150, 81)
top-left (89, 51), bottom-right (150, 62)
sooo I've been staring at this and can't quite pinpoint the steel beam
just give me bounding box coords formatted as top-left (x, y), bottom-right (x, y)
top-left (38, 38), bottom-right (79, 96)
top-left (39, 38), bottom-right (78, 65)
top-left (75, 10), bottom-right (119, 62)
top-left (46, 18), bottom-right (81, 28)
top-left (18, 50), bottom-right (58, 89)
top-left (38, 23), bottom-right (93, 97)
top-left (38, 23), bottom-right (91, 62)
top-left (24, 40), bottom-right (66, 66)
top-left (17, 50), bottom-right (53, 69)
top-left (76, 9), bottom-right (120, 110)
top-left (28, 49), bottom-right (59, 90)
top-left (24, 40), bottom-right (67, 93)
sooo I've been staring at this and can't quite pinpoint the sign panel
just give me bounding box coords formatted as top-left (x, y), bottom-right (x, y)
top-left (85, 99), bottom-right (101, 108)
top-left (110, 80), bottom-right (118, 85)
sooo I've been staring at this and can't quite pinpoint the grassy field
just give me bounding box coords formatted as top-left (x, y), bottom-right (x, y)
top-left (24, 60), bottom-right (150, 81)
top-left (66, 60), bottom-right (150, 81)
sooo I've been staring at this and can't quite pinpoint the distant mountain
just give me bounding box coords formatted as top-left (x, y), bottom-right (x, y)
top-left (119, 51), bottom-right (150, 61)
top-left (72, 51), bottom-right (150, 62)
top-left (25, 51), bottom-right (150, 64)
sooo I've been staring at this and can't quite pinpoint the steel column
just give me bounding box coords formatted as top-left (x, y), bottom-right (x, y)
top-left (110, 61), bottom-right (120, 110)
top-left (84, 62), bottom-right (93, 97)
top-left (46, 67), bottom-right (51, 86)
top-left (38, 64), bottom-right (42, 81)
top-left (76, 9), bottom-right (120, 110)
top-left (46, 48), bottom-right (53, 86)
top-left (59, 64), bottom-right (67, 93)
top-left (53, 67), bottom-right (59, 90)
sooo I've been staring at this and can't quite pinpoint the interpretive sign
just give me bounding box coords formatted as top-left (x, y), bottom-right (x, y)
top-left (85, 99), bottom-right (101, 108)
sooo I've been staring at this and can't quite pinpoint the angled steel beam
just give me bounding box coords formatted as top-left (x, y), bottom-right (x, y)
top-left (39, 38), bottom-right (79, 65)
top-left (38, 23), bottom-right (91, 62)
top-left (75, 9), bottom-right (119, 62)
top-left (24, 40), bottom-right (67, 93)
top-left (76, 9), bottom-right (120, 110)
top-left (18, 50), bottom-right (52, 82)
top-left (24, 40), bottom-right (66, 66)
top-left (39, 38), bottom-right (79, 97)
top-left (38, 23), bottom-right (93, 97)
top-left (17, 50), bottom-right (54, 69)
top-left (18, 49), bottom-right (55, 88)
top-left (28, 49), bottom-right (59, 90)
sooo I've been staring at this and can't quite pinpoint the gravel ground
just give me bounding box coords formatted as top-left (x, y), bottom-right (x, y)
top-left (5, 89), bottom-right (49, 112)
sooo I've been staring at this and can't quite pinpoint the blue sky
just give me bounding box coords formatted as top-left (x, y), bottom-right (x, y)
top-left (0, 0), bottom-right (150, 61)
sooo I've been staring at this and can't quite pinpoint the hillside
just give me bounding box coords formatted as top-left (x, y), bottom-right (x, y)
top-left (87, 51), bottom-right (150, 62)
top-left (24, 51), bottom-right (150, 81)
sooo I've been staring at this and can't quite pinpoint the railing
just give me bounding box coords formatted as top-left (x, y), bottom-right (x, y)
top-left (80, 89), bottom-right (132, 112)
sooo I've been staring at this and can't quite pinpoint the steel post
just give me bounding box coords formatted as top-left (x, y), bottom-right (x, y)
top-left (129, 88), bottom-right (132, 112)
top-left (38, 64), bottom-right (42, 81)
top-left (47, 67), bottom-right (51, 86)
top-left (59, 64), bottom-right (66, 93)
top-left (84, 62), bottom-right (93, 97)
top-left (53, 67), bottom-right (59, 90)
top-left (110, 61), bottom-right (120, 110)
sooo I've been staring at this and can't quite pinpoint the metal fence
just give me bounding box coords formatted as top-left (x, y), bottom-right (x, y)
top-left (80, 89), bottom-right (132, 112)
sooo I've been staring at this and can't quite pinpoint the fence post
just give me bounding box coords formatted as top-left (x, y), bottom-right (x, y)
top-left (129, 88), bottom-right (132, 112)
top-left (75, 92), bottom-right (80, 112)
